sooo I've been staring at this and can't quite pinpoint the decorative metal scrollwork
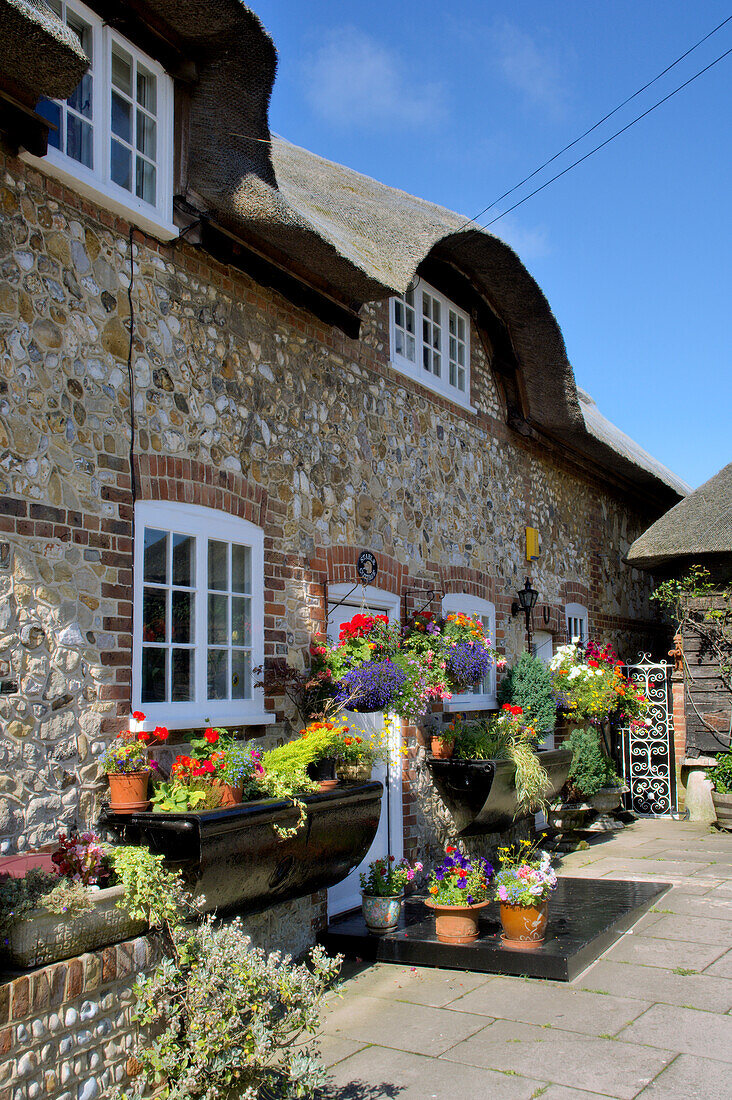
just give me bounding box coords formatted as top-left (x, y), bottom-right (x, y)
top-left (620, 656), bottom-right (677, 817)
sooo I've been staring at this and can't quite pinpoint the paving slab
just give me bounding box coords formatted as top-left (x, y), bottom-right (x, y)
top-left (649, 891), bottom-right (732, 921)
top-left (703, 950), bottom-right (732, 979)
top-left (618, 1002), bottom-right (732, 1059)
top-left (440, 1018), bottom-right (674, 1099)
top-left (578, 959), bottom-right (732, 1012)
top-left (321, 993), bottom-right (488, 1057)
top-left (602, 932), bottom-right (727, 971)
top-left (446, 975), bottom-right (650, 1034)
top-left (318, 1035), bottom-right (369, 1068)
top-left (540, 1089), bottom-right (619, 1100)
top-left (641, 913), bottom-right (732, 946)
top-left (634, 1053), bottom-right (732, 1099)
top-left (337, 962), bottom-right (492, 1007)
top-left (320, 1046), bottom-right (542, 1099)
top-left (572, 857), bottom-right (710, 877)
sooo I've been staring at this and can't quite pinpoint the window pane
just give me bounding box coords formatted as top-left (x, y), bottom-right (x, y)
top-left (394, 300), bottom-right (404, 327)
top-left (232, 545), bottom-right (251, 594)
top-left (231, 597), bottom-right (251, 647)
top-left (143, 588), bottom-right (166, 643)
top-left (142, 648), bottom-right (166, 703)
top-left (112, 47), bottom-right (132, 95)
top-left (67, 11), bottom-right (93, 61)
top-left (208, 593), bottom-right (228, 645)
top-left (208, 540), bottom-right (228, 591)
top-left (432, 299), bottom-right (441, 325)
top-left (172, 533), bottom-right (194, 586)
top-left (406, 335), bottom-right (415, 360)
top-left (137, 65), bottom-right (157, 113)
top-left (37, 98), bottom-right (62, 149)
top-left (68, 74), bottom-right (93, 119)
top-left (144, 529), bottom-right (167, 584)
top-left (171, 590), bottom-right (193, 644)
top-left (395, 330), bottom-right (405, 356)
top-left (67, 115), bottom-right (93, 168)
top-left (111, 91), bottom-right (132, 142)
top-left (135, 158), bottom-right (156, 204)
top-left (232, 650), bottom-right (252, 700)
top-left (136, 111), bottom-right (156, 158)
top-left (207, 649), bottom-right (228, 700)
top-left (111, 139), bottom-right (132, 191)
top-left (172, 649), bottom-right (194, 702)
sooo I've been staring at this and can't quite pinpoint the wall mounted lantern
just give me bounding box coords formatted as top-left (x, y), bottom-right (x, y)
top-left (512, 576), bottom-right (539, 651)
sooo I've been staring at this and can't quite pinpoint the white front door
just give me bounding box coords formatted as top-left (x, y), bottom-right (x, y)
top-left (326, 587), bottom-right (403, 917)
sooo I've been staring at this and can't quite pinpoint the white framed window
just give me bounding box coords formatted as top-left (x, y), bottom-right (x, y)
top-left (441, 594), bottom-right (497, 710)
top-left (28, 0), bottom-right (176, 240)
top-left (390, 280), bottom-right (473, 409)
top-left (565, 603), bottom-right (589, 645)
top-left (132, 502), bottom-right (272, 729)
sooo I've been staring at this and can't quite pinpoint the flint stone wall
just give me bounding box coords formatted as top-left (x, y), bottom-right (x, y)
top-left (0, 145), bottom-right (665, 858)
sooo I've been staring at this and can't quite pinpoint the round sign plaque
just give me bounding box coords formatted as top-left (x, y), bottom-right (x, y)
top-left (356, 551), bottom-right (378, 584)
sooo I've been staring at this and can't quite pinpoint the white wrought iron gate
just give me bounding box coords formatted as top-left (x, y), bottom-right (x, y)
top-left (619, 655), bottom-right (677, 817)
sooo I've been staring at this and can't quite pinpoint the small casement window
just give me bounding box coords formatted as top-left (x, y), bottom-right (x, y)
top-left (390, 280), bottom-right (471, 408)
top-left (441, 594), bottom-right (497, 710)
top-left (132, 502), bottom-right (269, 729)
top-left (32, 0), bottom-right (175, 237)
top-left (565, 603), bottom-right (589, 645)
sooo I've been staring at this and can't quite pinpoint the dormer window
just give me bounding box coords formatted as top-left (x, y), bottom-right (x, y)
top-left (30, 0), bottom-right (176, 239)
top-left (390, 280), bottom-right (471, 408)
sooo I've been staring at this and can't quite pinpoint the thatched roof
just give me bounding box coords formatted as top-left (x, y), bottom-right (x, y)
top-left (5, 0), bottom-right (686, 505)
top-left (628, 463), bottom-right (732, 569)
top-left (0, 0), bottom-right (88, 100)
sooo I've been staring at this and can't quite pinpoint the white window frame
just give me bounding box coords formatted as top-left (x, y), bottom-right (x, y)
top-left (132, 501), bottom-right (273, 730)
top-left (565, 603), bottom-right (589, 645)
top-left (22, 0), bottom-right (177, 240)
top-left (390, 280), bottom-right (475, 411)
top-left (441, 594), bottom-right (497, 710)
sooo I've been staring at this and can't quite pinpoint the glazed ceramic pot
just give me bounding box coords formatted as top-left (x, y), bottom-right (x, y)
top-left (307, 757), bottom-right (339, 791)
top-left (218, 783), bottom-right (244, 808)
top-left (430, 737), bottom-right (454, 760)
top-left (499, 900), bottom-right (548, 948)
top-left (424, 898), bottom-right (490, 944)
top-left (362, 892), bottom-right (403, 934)
top-left (107, 771), bottom-right (150, 813)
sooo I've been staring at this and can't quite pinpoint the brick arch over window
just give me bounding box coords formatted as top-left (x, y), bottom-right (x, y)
top-left (310, 545), bottom-right (407, 596)
top-left (439, 566), bottom-right (498, 604)
top-left (134, 455), bottom-right (267, 529)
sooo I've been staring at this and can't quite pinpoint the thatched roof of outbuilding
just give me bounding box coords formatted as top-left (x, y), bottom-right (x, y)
top-left (628, 463), bottom-right (732, 569)
top-left (0, 0), bottom-right (88, 100)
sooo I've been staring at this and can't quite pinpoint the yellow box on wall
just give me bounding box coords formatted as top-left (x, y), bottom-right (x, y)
top-left (526, 527), bottom-right (540, 561)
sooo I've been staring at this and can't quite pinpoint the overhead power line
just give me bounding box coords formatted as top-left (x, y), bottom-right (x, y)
top-left (457, 14), bottom-right (732, 233)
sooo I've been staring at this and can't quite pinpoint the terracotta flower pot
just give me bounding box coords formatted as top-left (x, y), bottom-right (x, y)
top-left (499, 900), bottom-right (548, 949)
top-left (424, 898), bottom-right (489, 944)
top-left (431, 737), bottom-right (454, 760)
top-left (362, 892), bottom-right (403, 934)
top-left (107, 771), bottom-right (150, 814)
top-left (218, 783), bottom-right (244, 808)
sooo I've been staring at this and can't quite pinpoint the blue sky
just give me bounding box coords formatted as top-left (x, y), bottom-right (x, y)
top-left (253, 0), bottom-right (731, 490)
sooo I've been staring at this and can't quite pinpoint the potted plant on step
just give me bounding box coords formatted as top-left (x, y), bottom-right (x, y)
top-left (430, 721), bottom-right (456, 760)
top-left (360, 855), bottom-right (423, 934)
top-left (494, 840), bottom-right (557, 949)
top-left (711, 752), bottom-right (732, 830)
top-left (100, 714), bottom-right (169, 812)
top-left (425, 847), bottom-right (493, 944)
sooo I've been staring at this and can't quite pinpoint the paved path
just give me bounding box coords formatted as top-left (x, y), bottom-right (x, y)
top-left (318, 819), bottom-right (732, 1099)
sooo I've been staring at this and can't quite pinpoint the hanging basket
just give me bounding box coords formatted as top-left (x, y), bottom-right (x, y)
top-left (335, 660), bottom-right (407, 713)
top-left (445, 641), bottom-right (491, 691)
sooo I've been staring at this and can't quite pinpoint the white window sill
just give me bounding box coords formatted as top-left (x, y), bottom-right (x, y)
top-left (389, 357), bottom-right (477, 413)
top-left (443, 697), bottom-right (498, 713)
top-left (137, 712), bottom-right (277, 732)
top-left (20, 151), bottom-right (179, 242)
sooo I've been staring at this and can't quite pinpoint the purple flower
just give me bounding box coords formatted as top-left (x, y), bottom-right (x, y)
top-left (445, 641), bottom-right (491, 690)
top-left (336, 660), bottom-right (407, 712)
top-left (435, 869), bottom-right (444, 880)
top-left (466, 895), bottom-right (474, 904)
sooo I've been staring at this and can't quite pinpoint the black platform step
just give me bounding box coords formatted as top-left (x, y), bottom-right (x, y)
top-left (321, 877), bottom-right (669, 981)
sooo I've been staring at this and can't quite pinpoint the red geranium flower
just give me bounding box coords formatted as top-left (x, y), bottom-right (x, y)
top-left (446, 846), bottom-right (456, 854)
top-left (137, 731), bottom-right (150, 742)
top-left (154, 726), bottom-right (169, 740)
top-left (204, 728), bottom-right (219, 744)
top-left (132, 711), bottom-right (146, 722)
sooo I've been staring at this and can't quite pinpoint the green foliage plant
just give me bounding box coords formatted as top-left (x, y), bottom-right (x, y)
top-left (119, 915), bottom-right (341, 1100)
top-left (566, 728), bottom-right (622, 800)
top-left (497, 652), bottom-right (557, 736)
top-left (150, 781), bottom-right (209, 813)
top-left (651, 565), bottom-right (732, 692)
top-left (452, 707), bottom-right (551, 816)
top-left (712, 752), bottom-right (732, 794)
